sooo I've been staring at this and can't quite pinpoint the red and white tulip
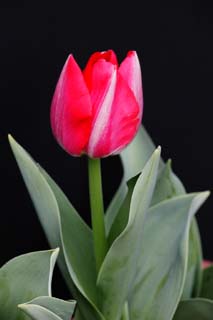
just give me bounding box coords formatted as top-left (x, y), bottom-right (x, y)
top-left (50, 50), bottom-right (143, 158)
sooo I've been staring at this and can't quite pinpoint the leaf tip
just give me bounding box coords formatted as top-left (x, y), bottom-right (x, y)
top-left (50, 247), bottom-right (60, 263)
top-left (17, 303), bottom-right (26, 310)
top-left (192, 191), bottom-right (211, 215)
top-left (53, 247), bottom-right (60, 255)
top-left (154, 146), bottom-right (161, 158)
top-left (167, 158), bottom-right (172, 166)
top-left (202, 190), bottom-right (211, 200)
top-left (8, 134), bottom-right (19, 153)
top-left (8, 133), bottom-right (15, 145)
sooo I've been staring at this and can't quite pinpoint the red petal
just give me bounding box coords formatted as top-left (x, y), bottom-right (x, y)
top-left (119, 51), bottom-right (143, 110)
top-left (86, 65), bottom-right (117, 156)
top-left (89, 72), bottom-right (141, 157)
top-left (88, 59), bottom-right (117, 115)
top-left (84, 50), bottom-right (118, 91)
top-left (83, 57), bottom-right (118, 156)
top-left (202, 260), bottom-right (213, 269)
top-left (50, 55), bottom-right (92, 156)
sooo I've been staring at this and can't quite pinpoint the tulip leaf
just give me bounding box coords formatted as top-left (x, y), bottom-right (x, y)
top-left (0, 249), bottom-right (58, 320)
top-left (40, 168), bottom-right (105, 320)
top-left (150, 159), bottom-right (203, 299)
top-left (39, 167), bottom-right (97, 300)
top-left (200, 266), bottom-right (213, 300)
top-left (151, 159), bottom-right (185, 205)
top-left (182, 218), bottom-right (203, 299)
top-left (109, 126), bottom-right (203, 301)
top-left (107, 176), bottom-right (137, 246)
top-left (148, 155), bottom-right (203, 299)
top-left (105, 125), bottom-right (159, 233)
top-left (121, 125), bottom-right (164, 181)
top-left (107, 158), bottom-right (186, 246)
top-left (97, 147), bottom-right (161, 320)
top-left (128, 192), bottom-right (209, 320)
top-left (122, 126), bottom-right (185, 203)
top-left (105, 126), bottom-right (183, 235)
top-left (105, 178), bottom-right (128, 235)
top-left (173, 298), bottom-right (213, 320)
top-left (9, 136), bottom-right (104, 320)
top-left (19, 296), bottom-right (76, 320)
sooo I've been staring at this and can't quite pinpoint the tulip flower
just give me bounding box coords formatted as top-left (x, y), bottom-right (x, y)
top-left (203, 260), bottom-right (213, 269)
top-left (50, 50), bottom-right (143, 158)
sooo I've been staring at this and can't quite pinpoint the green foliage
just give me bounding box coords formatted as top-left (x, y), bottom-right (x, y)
top-left (9, 126), bottom-right (212, 319)
top-left (128, 192), bottom-right (208, 320)
top-left (9, 135), bottom-right (103, 320)
top-left (97, 148), bottom-right (161, 320)
top-left (19, 296), bottom-right (76, 320)
top-left (0, 249), bottom-right (75, 320)
top-left (173, 299), bottom-right (213, 319)
top-left (200, 266), bottom-right (213, 300)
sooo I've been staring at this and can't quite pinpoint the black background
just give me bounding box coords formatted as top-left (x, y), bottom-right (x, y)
top-left (0, 2), bottom-right (213, 298)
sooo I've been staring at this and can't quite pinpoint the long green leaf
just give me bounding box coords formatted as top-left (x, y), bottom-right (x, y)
top-left (150, 159), bottom-right (203, 298)
top-left (107, 176), bottom-right (137, 247)
top-left (105, 126), bottom-right (183, 237)
top-left (107, 159), bottom-right (186, 247)
top-left (105, 126), bottom-right (160, 234)
top-left (128, 192), bottom-right (209, 320)
top-left (108, 126), bottom-right (203, 301)
top-left (121, 126), bottom-right (164, 181)
top-left (40, 168), bottom-right (105, 320)
top-left (0, 249), bottom-right (58, 320)
top-left (19, 296), bottom-right (76, 320)
top-left (182, 218), bottom-right (203, 299)
top-left (97, 148), bottom-right (161, 320)
top-left (151, 159), bottom-right (185, 206)
top-left (9, 136), bottom-right (104, 320)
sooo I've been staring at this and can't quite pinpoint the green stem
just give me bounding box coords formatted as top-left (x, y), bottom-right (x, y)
top-left (88, 157), bottom-right (107, 272)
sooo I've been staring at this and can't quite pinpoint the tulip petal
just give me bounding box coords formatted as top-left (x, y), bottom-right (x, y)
top-left (85, 59), bottom-right (117, 157)
top-left (50, 55), bottom-right (92, 156)
top-left (84, 50), bottom-right (118, 92)
top-left (119, 51), bottom-right (143, 111)
top-left (89, 73), bottom-right (141, 157)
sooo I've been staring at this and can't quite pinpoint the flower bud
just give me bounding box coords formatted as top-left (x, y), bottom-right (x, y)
top-left (50, 50), bottom-right (143, 158)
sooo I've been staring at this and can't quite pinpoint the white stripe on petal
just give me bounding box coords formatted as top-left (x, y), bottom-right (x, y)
top-left (87, 70), bottom-right (117, 156)
top-left (130, 53), bottom-right (143, 108)
top-left (119, 52), bottom-right (143, 118)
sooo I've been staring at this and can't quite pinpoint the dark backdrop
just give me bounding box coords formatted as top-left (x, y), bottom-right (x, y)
top-left (0, 2), bottom-right (213, 297)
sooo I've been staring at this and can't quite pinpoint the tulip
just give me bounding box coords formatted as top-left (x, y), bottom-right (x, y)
top-left (50, 50), bottom-right (143, 158)
top-left (203, 260), bottom-right (213, 269)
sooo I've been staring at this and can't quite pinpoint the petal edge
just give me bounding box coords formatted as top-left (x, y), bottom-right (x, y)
top-left (50, 55), bottom-right (92, 156)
